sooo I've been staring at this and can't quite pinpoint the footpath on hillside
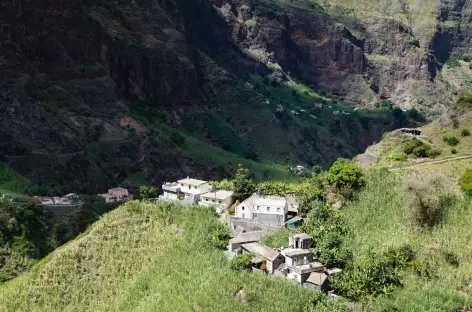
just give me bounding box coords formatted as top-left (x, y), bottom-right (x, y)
top-left (389, 155), bottom-right (472, 171)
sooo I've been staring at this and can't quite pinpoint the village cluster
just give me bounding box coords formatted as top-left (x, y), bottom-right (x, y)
top-left (159, 177), bottom-right (342, 295)
top-left (32, 187), bottom-right (132, 207)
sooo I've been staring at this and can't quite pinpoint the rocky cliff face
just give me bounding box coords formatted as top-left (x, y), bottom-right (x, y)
top-left (0, 0), bottom-right (460, 191)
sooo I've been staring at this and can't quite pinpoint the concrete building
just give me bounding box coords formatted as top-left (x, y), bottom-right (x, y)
top-left (282, 249), bottom-right (315, 267)
top-left (228, 230), bottom-right (267, 254)
top-left (278, 248), bottom-right (325, 284)
top-left (289, 233), bottom-right (312, 249)
top-left (304, 272), bottom-right (330, 292)
top-left (177, 177), bottom-right (212, 203)
top-left (240, 242), bottom-right (285, 274)
top-left (160, 182), bottom-right (181, 201)
top-left (234, 193), bottom-right (289, 226)
top-left (199, 190), bottom-right (234, 214)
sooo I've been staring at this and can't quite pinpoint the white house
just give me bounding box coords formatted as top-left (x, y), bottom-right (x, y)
top-left (199, 190), bottom-right (234, 214)
top-left (177, 177), bottom-right (212, 203)
top-left (160, 182), bottom-right (181, 201)
top-left (280, 248), bottom-right (324, 284)
top-left (234, 193), bottom-right (288, 226)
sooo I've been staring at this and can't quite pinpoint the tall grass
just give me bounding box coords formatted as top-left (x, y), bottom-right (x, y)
top-left (0, 201), bottom-right (312, 312)
top-left (342, 169), bottom-right (472, 311)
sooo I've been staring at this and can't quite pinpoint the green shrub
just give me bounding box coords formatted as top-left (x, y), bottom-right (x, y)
top-left (331, 246), bottom-right (415, 300)
top-left (169, 128), bottom-right (185, 145)
top-left (326, 158), bottom-right (365, 200)
top-left (443, 136), bottom-right (460, 146)
top-left (403, 138), bottom-right (436, 158)
top-left (405, 174), bottom-right (454, 229)
top-left (469, 63), bottom-right (472, 70)
top-left (451, 148), bottom-right (457, 154)
top-left (455, 91), bottom-right (472, 109)
top-left (461, 129), bottom-right (470, 137)
top-left (230, 254), bottom-right (252, 271)
top-left (139, 185), bottom-right (157, 199)
top-left (426, 149), bottom-right (441, 158)
top-left (462, 55), bottom-right (472, 62)
top-left (387, 152), bottom-right (408, 162)
top-left (209, 222), bottom-right (231, 249)
top-left (446, 59), bottom-right (461, 67)
top-left (459, 169), bottom-right (472, 194)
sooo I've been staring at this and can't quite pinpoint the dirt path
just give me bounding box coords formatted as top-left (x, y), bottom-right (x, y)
top-left (389, 155), bottom-right (472, 171)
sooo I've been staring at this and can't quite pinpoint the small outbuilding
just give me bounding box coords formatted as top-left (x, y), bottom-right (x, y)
top-left (240, 242), bottom-right (285, 274)
top-left (304, 272), bottom-right (330, 293)
top-left (228, 231), bottom-right (267, 254)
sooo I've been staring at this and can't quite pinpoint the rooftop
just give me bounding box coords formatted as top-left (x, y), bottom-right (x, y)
top-left (306, 272), bottom-right (328, 286)
top-left (291, 262), bottom-right (324, 274)
top-left (241, 242), bottom-right (280, 261)
top-left (254, 195), bottom-right (286, 207)
top-left (162, 182), bottom-right (180, 192)
top-left (291, 233), bottom-right (311, 240)
top-left (286, 216), bottom-right (303, 224)
top-left (201, 190), bottom-right (233, 200)
top-left (282, 248), bottom-right (313, 257)
top-left (177, 178), bottom-right (208, 186)
top-left (229, 231), bottom-right (267, 245)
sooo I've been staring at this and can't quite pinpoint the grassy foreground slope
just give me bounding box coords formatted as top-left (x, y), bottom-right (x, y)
top-left (0, 201), bottom-right (312, 312)
top-left (343, 170), bottom-right (472, 311)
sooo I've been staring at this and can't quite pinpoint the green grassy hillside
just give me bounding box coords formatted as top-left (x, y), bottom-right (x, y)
top-left (342, 169), bottom-right (472, 311)
top-left (1, 169), bottom-right (472, 311)
top-left (0, 201), bottom-right (315, 312)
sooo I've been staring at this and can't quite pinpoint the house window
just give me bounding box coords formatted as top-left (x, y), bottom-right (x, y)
top-left (242, 206), bottom-right (245, 211)
top-left (257, 206), bottom-right (260, 210)
top-left (194, 186), bottom-right (197, 189)
top-left (188, 185), bottom-right (191, 189)
top-left (212, 199), bottom-right (215, 203)
top-left (219, 200), bottom-right (222, 204)
top-left (267, 207), bottom-right (270, 212)
top-left (205, 198), bottom-right (208, 201)
top-left (277, 207), bottom-right (281, 212)
top-left (180, 183), bottom-right (183, 187)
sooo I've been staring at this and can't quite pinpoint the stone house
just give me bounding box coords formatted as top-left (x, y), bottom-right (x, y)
top-left (199, 190), bottom-right (234, 214)
top-left (289, 233), bottom-right (312, 249)
top-left (240, 242), bottom-right (285, 274)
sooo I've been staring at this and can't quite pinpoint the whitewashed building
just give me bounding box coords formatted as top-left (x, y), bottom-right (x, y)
top-left (177, 177), bottom-right (212, 203)
top-left (199, 190), bottom-right (234, 214)
top-left (234, 193), bottom-right (288, 226)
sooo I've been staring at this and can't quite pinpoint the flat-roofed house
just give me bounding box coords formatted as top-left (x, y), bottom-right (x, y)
top-left (234, 193), bottom-right (289, 226)
top-left (278, 248), bottom-right (325, 284)
top-left (240, 242), bottom-right (285, 274)
top-left (177, 177), bottom-right (211, 203)
top-left (160, 182), bottom-right (181, 201)
top-left (199, 190), bottom-right (234, 214)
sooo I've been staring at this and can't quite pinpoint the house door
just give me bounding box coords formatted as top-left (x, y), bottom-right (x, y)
top-left (242, 213), bottom-right (245, 219)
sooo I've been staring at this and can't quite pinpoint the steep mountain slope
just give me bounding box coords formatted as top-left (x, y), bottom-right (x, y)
top-left (2, 0), bottom-right (468, 192)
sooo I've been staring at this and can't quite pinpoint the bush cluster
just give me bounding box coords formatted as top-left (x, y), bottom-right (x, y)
top-left (459, 169), bottom-right (472, 195)
top-left (461, 129), bottom-right (470, 137)
top-left (443, 135), bottom-right (460, 146)
top-left (331, 246), bottom-right (416, 300)
top-left (230, 254), bottom-right (252, 271)
top-left (402, 138), bottom-right (440, 158)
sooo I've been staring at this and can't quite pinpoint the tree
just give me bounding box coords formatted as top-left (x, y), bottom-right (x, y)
top-left (233, 166), bottom-right (255, 201)
top-left (326, 158), bottom-right (365, 200)
top-left (461, 129), bottom-right (470, 137)
top-left (140, 185), bottom-right (157, 200)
